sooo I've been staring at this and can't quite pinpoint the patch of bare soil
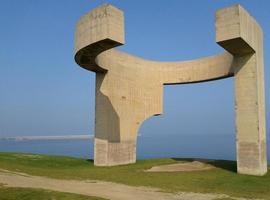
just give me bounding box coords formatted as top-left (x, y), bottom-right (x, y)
top-left (146, 161), bottom-right (214, 172)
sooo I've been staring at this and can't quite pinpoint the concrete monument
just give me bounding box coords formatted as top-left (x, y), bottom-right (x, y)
top-left (74, 4), bottom-right (267, 176)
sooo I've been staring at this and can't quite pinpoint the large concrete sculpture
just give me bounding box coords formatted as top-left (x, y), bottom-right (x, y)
top-left (74, 4), bottom-right (267, 176)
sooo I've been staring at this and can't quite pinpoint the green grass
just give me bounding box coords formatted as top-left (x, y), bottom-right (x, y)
top-left (0, 152), bottom-right (269, 199)
top-left (0, 186), bottom-right (106, 200)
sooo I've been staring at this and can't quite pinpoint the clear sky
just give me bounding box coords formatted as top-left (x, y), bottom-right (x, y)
top-left (0, 0), bottom-right (269, 139)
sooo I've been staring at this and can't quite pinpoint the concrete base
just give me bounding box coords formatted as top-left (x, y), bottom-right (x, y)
top-left (94, 138), bottom-right (136, 166)
top-left (237, 141), bottom-right (267, 176)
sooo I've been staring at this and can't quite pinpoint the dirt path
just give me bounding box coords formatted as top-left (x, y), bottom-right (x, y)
top-left (0, 169), bottom-right (260, 200)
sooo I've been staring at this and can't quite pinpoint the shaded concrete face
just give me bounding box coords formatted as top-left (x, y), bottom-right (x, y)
top-left (74, 4), bottom-right (267, 175)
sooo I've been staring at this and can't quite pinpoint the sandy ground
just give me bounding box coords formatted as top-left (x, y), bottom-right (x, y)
top-left (0, 169), bottom-right (263, 200)
top-left (146, 161), bottom-right (213, 172)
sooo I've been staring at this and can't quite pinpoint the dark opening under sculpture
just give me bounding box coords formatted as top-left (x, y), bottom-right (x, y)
top-left (74, 4), bottom-right (267, 176)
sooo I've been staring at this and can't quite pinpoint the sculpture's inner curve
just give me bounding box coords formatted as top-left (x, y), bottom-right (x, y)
top-left (96, 49), bottom-right (236, 85)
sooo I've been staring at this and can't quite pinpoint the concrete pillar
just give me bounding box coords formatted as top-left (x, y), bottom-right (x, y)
top-left (94, 73), bottom-right (137, 166)
top-left (216, 5), bottom-right (267, 175)
top-left (74, 4), bottom-right (138, 166)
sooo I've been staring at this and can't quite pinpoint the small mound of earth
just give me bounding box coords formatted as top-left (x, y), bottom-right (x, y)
top-left (146, 161), bottom-right (214, 172)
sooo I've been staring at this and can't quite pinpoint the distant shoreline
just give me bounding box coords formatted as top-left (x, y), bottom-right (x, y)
top-left (0, 135), bottom-right (94, 141)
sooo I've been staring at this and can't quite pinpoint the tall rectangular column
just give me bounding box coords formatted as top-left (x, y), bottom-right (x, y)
top-left (216, 5), bottom-right (267, 175)
top-left (94, 73), bottom-right (137, 166)
top-left (234, 54), bottom-right (267, 175)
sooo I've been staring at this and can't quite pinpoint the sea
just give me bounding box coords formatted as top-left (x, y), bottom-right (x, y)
top-left (0, 134), bottom-right (270, 161)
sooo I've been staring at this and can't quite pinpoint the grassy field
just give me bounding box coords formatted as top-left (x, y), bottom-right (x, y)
top-left (0, 185), bottom-right (106, 200)
top-left (0, 152), bottom-right (269, 199)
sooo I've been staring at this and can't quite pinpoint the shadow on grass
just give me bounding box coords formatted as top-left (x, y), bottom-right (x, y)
top-left (172, 158), bottom-right (237, 173)
top-left (85, 157), bottom-right (237, 173)
top-left (86, 159), bottom-right (94, 163)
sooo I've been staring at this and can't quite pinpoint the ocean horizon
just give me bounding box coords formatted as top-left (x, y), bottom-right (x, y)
top-left (1, 134), bottom-right (269, 162)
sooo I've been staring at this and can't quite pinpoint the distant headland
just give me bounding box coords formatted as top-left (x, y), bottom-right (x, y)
top-left (0, 135), bottom-right (93, 141)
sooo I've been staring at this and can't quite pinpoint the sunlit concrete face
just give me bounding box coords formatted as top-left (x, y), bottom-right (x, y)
top-left (74, 4), bottom-right (267, 176)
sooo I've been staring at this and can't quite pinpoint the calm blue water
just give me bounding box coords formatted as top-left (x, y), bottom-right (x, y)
top-left (0, 134), bottom-right (256, 161)
top-left (0, 134), bottom-right (269, 161)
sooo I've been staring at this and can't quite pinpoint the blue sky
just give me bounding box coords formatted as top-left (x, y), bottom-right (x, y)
top-left (0, 0), bottom-right (269, 139)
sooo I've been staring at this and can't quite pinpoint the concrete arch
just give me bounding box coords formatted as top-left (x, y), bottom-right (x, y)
top-left (74, 4), bottom-right (267, 175)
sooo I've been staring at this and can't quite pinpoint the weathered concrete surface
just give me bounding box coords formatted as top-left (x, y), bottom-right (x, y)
top-left (74, 4), bottom-right (267, 175)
